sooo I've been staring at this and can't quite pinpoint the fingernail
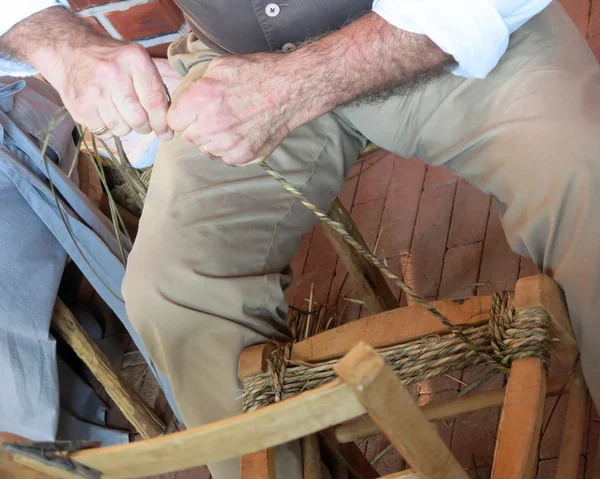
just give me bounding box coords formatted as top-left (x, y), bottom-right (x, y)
top-left (158, 130), bottom-right (174, 141)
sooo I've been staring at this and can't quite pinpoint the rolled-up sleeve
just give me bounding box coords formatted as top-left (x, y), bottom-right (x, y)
top-left (0, 0), bottom-right (70, 76)
top-left (372, 0), bottom-right (552, 78)
top-left (0, 0), bottom-right (69, 36)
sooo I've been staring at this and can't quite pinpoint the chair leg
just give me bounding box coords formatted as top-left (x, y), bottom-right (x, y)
top-left (555, 371), bottom-right (588, 478)
top-left (336, 343), bottom-right (469, 479)
top-left (324, 198), bottom-right (399, 314)
top-left (319, 431), bottom-right (379, 479)
top-left (241, 449), bottom-right (276, 479)
top-left (302, 435), bottom-right (323, 479)
top-left (491, 358), bottom-right (546, 479)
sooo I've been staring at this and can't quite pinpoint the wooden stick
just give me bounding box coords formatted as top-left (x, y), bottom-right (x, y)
top-left (555, 371), bottom-right (588, 478)
top-left (335, 373), bottom-right (569, 443)
top-left (302, 435), bottom-right (323, 479)
top-left (335, 343), bottom-right (469, 479)
top-left (51, 298), bottom-right (166, 439)
top-left (292, 295), bottom-right (493, 362)
top-left (514, 275), bottom-right (578, 369)
top-left (325, 198), bottom-right (399, 314)
top-left (238, 343), bottom-right (277, 380)
top-left (241, 449), bottom-right (276, 479)
top-left (379, 472), bottom-right (420, 479)
top-left (319, 431), bottom-right (379, 479)
top-left (491, 358), bottom-right (546, 479)
top-left (14, 380), bottom-right (364, 478)
top-left (1, 436), bottom-right (55, 479)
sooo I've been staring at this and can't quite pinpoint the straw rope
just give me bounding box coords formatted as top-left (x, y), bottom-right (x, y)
top-left (259, 161), bottom-right (501, 368)
top-left (241, 292), bottom-right (551, 411)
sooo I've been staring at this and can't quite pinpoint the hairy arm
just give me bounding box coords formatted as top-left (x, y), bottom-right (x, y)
top-left (0, 6), bottom-right (172, 140)
top-left (168, 12), bottom-right (456, 165)
top-left (286, 13), bottom-right (456, 121)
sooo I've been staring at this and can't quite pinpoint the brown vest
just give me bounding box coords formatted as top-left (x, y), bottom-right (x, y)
top-left (175, 0), bottom-right (373, 55)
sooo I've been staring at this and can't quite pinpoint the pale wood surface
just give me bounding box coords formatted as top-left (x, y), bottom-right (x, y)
top-left (325, 198), bottom-right (399, 314)
top-left (302, 435), bottom-right (323, 479)
top-left (238, 343), bottom-right (277, 379)
top-left (556, 371), bottom-right (589, 478)
top-left (292, 295), bottom-right (493, 362)
top-left (241, 449), bottom-right (276, 479)
top-left (491, 358), bottom-right (546, 479)
top-left (51, 298), bottom-right (166, 439)
top-left (16, 380), bottom-right (364, 478)
top-left (335, 343), bottom-right (469, 479)
top-left (335, 373), bottom-right (569, 443)
top-left (76, 151), bottom-right (103, 207)
top-left (379, 471), bottom-right (420, 479)
top-left (514, 275), bottom-right (578, 368)
top-left (1, 438), bottom-right (54, 479)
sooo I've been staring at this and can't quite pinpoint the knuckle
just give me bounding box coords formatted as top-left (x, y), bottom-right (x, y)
top-left (144, 91), bottom-right (167, 111)
top-left (122, 43), bottom-right (148, 61)
top-left (95, 61), bottom-right (121, 81)
top-left (128, 111), bottom-right (149, 130)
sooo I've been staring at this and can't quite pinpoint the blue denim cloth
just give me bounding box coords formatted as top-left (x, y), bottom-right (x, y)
top-left (0, 77), bottom-right (178, 443)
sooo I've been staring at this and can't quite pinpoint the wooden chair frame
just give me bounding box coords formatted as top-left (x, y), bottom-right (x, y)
top-left (5, 275), bottom-right (587, 479)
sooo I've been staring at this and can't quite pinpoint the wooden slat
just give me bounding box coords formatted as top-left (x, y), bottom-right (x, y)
top-left (302, 435), bottom-right (323, 479)
top-left (380, 472), bottom-right (420, 479)
top-left (292, 295), bottom-right (493, 362)
top-left (241, 449), bottom-right (275, 479)
top-left (491, 358), bottom-right (546, 479)
top-left (1, 434), bottom-right (54, 479)
top-left (238, 343), bottom-right (276, 379)
top-left (324, 198), bottom-right (399, 314)
top-left (335, 373), bottom-right (569, 443)
top-left (556, 371), bottom-right (588, 478)
top-left (514, 275), bottom-right (578, 368)
top-left (319, 431), bottom-right (379, 479)
top-left (51, 298), bottom-right (166, 439)
top-left (15, 380), bottom-right (364, 478)
top-left (335, 343), bottom-right (469, 479)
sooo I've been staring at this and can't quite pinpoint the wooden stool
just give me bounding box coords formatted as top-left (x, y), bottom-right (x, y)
top-left (7, 275), bottom-right (587, 479)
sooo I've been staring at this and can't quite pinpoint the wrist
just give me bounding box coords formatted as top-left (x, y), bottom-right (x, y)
top-left (276, 50), bottom-right (340, 129)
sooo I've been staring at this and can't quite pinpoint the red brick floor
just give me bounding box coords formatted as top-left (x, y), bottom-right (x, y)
top-left (289, 153), bottom-right (596, 478)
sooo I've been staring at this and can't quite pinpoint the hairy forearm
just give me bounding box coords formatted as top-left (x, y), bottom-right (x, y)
top-left (0, 6), bottom-right (118, 79)
top-left (283, 12), bottom-right (456, 122)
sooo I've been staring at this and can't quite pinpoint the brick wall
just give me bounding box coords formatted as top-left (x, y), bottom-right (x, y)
top-left (69, 0), bottom-right (188, 57)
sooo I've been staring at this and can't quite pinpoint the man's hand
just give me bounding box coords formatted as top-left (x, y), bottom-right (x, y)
top-left (0, 7), bottom-right (172, 140)
top-left (167, 54), bottom-right (300, 165)
top-left (167, 13), bottom-right (456, 165)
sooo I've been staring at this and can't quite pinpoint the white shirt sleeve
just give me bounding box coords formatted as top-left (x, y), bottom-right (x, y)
top-left (372, 0), bottom-right (552, 79)
top-left (0, 0), bottom-right (70, 77)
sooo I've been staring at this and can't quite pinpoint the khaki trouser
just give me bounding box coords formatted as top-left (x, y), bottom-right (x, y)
top-left (122, 3), bottom-right (600, 477)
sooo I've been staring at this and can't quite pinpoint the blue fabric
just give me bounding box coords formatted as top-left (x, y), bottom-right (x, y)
top-left (0, 77), bottom-right (179, 443)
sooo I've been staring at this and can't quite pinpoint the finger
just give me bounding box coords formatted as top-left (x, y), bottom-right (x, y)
top-left (98, 99), bottom-right (131, 138)
top-left (167, 86), bottom-right (201, 133)
top-left (129, 50), bottom-right (173, 140)
top-left (111, 84), bottom-right (152, 135)
top-left (180, 122), bottom-right (210, 148)
top-left (203, 135), bottom-right (253, 165)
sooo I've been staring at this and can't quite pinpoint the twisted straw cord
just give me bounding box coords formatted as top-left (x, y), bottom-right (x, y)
top-left (259, 161), bottom-right (502, 368)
